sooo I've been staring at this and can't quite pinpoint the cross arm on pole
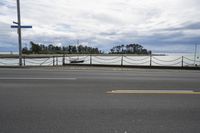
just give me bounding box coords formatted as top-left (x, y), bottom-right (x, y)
top-left (11, 25), bottom-right (32, 28)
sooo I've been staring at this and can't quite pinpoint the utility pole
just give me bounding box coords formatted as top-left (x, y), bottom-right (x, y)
top-left (11, 0), bottom-right (32, 66)
top-left (17, 0), bottom-right (22, 66)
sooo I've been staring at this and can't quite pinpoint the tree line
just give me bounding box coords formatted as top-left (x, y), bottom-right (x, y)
top-left (22, 41), bottom-right (151, 55)
top-left (110, 44), bottom-right (151, 55)
top-left (22, 41), bottom-right (102, 54)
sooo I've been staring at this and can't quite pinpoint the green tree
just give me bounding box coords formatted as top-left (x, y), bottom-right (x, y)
top-left (30, 41), bottom-right (41, 54)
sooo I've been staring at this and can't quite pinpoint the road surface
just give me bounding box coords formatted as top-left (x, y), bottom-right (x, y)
top-left (0, 67), bottom-right (200, 133)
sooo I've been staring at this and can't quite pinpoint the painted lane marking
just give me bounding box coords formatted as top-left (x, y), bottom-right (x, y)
top-left (107, 90), bottom-right (200, 95)
top-left (0, 77), bottom-right (77, 80)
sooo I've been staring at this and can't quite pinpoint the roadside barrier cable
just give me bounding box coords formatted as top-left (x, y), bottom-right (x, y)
top-left (124, 56), bottom-right (150, 61)
top-left (25, 60), bottom-right (43, 64)
top-left (123, 60), bottom-right (150, 65)
top-left (58, 60), bottom-right (64, 63)
top-left (83, 59), bottom-right (90, 62)
top-left (65, 55), bottom-right (89, 58)
top-left (183, 57), bottom-right (195, 62)
top-left (66, 55), bottom-right (82, 58)
top-left (93, 56), bottom-right (120, 60)
top-left (67, 59), bottom-right (90, 62)
top-left (92, 59), bottom-right (121, 64)
top-left (78, 56), bottom-right (89, 60)
top-left (123, 60), bottom-right (142, 65)
top-left (67, 56), bottom-right (89, 60)
top-left (183, 61), bottom-right (196, 66)
top-left (0, 59), bottom-right (18, 62)
top-left (40, 58), bottom-right (51, 65)
top-left (152, 61), bottom-right (181, 66)
top-left (152, 57), bottom-right (182, 62)
top-left (0, 61), bottom-right (18, 65)
top-left (65, 57), bottom-right (70, 61)
top-left (0, 62), bottom-right (8, 65)
top-left (27, 58), bottom-right (50, 61)
top-left (11, 63), bottom-right (19, 65)
top-left (67, 59), bottom-right (90, 64)
top-left (92, 60), bottom-right (105, 64)
top-left (108, 60), bottom-right (121, 64)
top-left (43, 60), bottom-right (53, 64)
top-left (0, 58), bottom-right (18, 61)
top-left (93, 59), bottom-right (121, 63)
top-left (47, 62), bottom-right (53, 66)
top-left (0, 60), bottom-right (18, 64)
top-left (26, 60), bottom-right (43, 65)
top-left (183, 57), bottom-right (200, 63)
top-left (67, 57), bottom-right (88, 61)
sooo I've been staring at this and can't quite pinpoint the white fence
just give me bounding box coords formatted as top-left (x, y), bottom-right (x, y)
top-left (0, 55), bottom-right (200, 68)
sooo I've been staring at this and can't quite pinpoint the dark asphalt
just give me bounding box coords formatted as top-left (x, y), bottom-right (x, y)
top-left (0, 67), bottom-right (200, 133)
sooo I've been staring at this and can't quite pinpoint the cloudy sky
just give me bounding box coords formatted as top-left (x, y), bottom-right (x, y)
top-left (0, 0), bottom-right (200, 53)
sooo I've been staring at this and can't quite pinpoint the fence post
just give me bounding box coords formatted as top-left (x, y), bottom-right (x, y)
top-left (56, 56), bottom-right (58, 66)
top-left (121, 55), bottom-right (124, 66)
top-left (63, 54), bottom-right (65, 66)
top-left (150, 54), bottom-right (152, 67)
top-left (53, 56), bottom-right (55, 66)
top-left (23, 56), bottom-right (26, 66)
top-left (182, 56), bottom-right (184, 67)
top-left (90, 54), bottom-right (92, 65)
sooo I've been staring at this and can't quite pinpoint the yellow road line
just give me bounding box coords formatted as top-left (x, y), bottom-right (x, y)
top-left (107, 90), bottom-right (200, 95)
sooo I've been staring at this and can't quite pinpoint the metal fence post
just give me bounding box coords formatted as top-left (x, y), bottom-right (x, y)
top-left (53, 56), bottom-right (55, 66)
top-left (150, 55), bottom-right (152, 67)
top-left (63, 54), bottom-right (65, 66)
top-left (182, 56), bottom-right (184, 67)
top-left (56, 56), bottom-right (58, 66)
top-left (23, 56), bottom-right (25, 66)
top-left (90, 54), bottom-right (92, 65)
top-left (121, 55), bottom-right (124, 66)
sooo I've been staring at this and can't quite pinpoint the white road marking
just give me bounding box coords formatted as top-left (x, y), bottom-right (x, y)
top-left (0, 77), bottom-right (77, 80)
top-left (107, 90), bottom-right (200, 95)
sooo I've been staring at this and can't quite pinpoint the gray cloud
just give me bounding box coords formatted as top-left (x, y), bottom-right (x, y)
top-left (162, 22), bottom-right (200, 31)
top-left (1, 0), bottom-right (200, 53)
top-left (0, 0), bottom-right (15, 8)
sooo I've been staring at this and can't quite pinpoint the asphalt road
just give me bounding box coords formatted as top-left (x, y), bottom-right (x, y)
top-left (0, 67), bottom-right (200, 133)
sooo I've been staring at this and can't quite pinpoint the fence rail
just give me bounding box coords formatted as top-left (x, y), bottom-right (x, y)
top-left (0, 54), bottom-right (200, 68)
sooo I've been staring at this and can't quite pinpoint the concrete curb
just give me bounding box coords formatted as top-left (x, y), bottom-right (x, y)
top-left (0, 64), bottom-right (200, 70)
top-left (63, 64), bottom-right (200, 70)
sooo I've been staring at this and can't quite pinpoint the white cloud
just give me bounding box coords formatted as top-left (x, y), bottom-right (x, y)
top-left (0, 0), bottom-right (200, 52)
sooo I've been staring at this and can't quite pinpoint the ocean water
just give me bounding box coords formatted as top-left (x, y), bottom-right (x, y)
top-left (0, 52), bottom-right (199, 67)
top-left (0, 52), bottom-right (18, 55)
